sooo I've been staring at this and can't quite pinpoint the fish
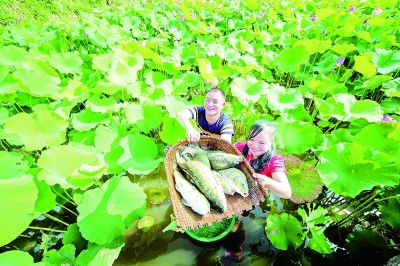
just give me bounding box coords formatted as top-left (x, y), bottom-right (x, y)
top-left (212, 170), bottom-right (235, 195)
top-left (178, 145), bottom-right (211, 169)
top-left (206, 152), bottom-right (243, 170)
top-left (218, 168), bottom-right (249, 197)
top-left (173, 170), bottom-right (211, 216)
top-left (178, 160), bottom-right (227, 212)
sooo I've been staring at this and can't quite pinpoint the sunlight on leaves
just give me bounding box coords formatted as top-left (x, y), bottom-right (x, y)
top-left (353, 55), bottom-right (376, 78)
top-left (265, 213), bottom-right (304, 250)
top-left (371, 48), bottom-right (400, 74)
top-left (0, 174), bottom-right (38, 246)
top-left (0, 250), bottom-right (35, 265)
top-left (4, 111), bottom-right (68, 151)
top-left (77, 176), bottom-right (146, 245)
top-left (75, 238), bottom-right (125, 266)
top-left (37, 145), bottom-right (104, 189)
top-left (267, 84), bottom-right (304, 114)
top-left (317, 143), bottom-right (399, 198)
top-left (0, 151), bottom-right (29, 179)
top-left (117, 134), bottom-right (161, 175)
top-left (230, 75), bottom-right (269, 104)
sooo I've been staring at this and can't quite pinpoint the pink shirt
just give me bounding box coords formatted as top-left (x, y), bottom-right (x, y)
top-left (235, 142), bottom-right (286, 178)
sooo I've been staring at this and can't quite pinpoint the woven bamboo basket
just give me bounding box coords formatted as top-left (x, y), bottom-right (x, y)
top-left (164, 136), bottom-right (266, 230)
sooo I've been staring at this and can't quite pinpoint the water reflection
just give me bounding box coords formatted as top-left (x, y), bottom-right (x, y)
top-left (115, 169), bottom-right (277, 265)
top-left (115, 204), bottom-right (277, 266)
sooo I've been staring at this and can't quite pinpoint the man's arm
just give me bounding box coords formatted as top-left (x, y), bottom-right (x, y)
top-left (176, 109), bottom-right (200, 142)
top-left (221, 133), bottom-right (232, 143)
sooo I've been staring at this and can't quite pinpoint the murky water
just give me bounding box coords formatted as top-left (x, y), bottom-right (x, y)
top-left (113, 168), bottom-right (294, 266)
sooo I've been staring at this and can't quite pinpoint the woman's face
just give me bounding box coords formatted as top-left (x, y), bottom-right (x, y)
top-left (246, 130), bottom-right (272, 159)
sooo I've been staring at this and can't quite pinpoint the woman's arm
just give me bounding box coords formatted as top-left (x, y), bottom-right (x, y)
top-left (253, 172), bottom-right (292, 199)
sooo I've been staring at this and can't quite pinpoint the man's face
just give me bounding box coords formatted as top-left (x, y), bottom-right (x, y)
top-left (204, 91), bottom-right (225, 116)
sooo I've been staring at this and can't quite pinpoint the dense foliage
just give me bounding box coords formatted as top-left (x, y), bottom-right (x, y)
top-left (0, 0), bottom-right (399, 265)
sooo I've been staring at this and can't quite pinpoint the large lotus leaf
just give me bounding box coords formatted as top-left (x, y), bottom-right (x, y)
top-left (267, 84), bottom-right (304, 114)
top-left (275, 45), bottom-right (309, 73)
top-left (265, 213), bottom-right (305, 250)
top-left (0, 45), bottom-right (29, 66)
top-left (293, 39), bottom-right (332, 55)
top-left (13, 69), bottom-right (63, 97)
top-left (107, 49), bottom-right (144, 86)
top-left (71, 108), bottom-right (110, 131)
top-left (0, 151), bottom-right (29, 179)
top-left (4, 111), bottom-right (68, 151)
top-left (371, 47), bottom-right (400, 75)
top-left (230, 75), bottom-right (269, 105)
top-left (48, 52), bottom-right (83, 74)
top-left (275, 120), bottom-right (321, 154)
top-left (317, 143), bottom-right (399, 198)
top-left (379, 198), bottom-right (400, 233)
top-left (76, 238), bottom-right (124, 266)
top-left (0, 106), bottom-right (8, 124)
top-left (0, 174), bottom-right (38, 246)
top-left (159, 115), bottom-right (186, 145)
top-left (284, 156), bottom-right (323, 204)
top-left (136, 103), bottom-right (163, 133)
top-left (37, 145), bottom-right (105, 189)
top-left (0, 250), bottom-right (37, 266)
top-left (316, 93), bottom-right (383, 122)
top-left (86, 95), bottom-right (120, 114)
top-left (117, 133), bottom-right (162, 175)
top-left (353, 55), bottom-right (377, 78)
top-left (94, 125), bottom-right (118, 153)
top-left (77, 176), bottom-right (146, 245)
top-left (42, 244), bottom-right (76, 265)
top-left (326, 128), bottom-right (353, 146)
top-left (353, 122), bottom-right (400, 168)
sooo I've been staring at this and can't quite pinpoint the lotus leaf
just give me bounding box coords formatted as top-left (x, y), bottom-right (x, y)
top-left (77, 176), bottom-right (146, 245)
top-left (265, 213), bottom-right (305, 250)
top-left (285, 156), bottom-right (323, 204)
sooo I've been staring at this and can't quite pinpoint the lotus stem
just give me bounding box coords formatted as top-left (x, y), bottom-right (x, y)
top-left (59, 204), bottom-right (78, 217)
top-left (27, 226), bottom-right (66, 233)
top-left (337, 191), bottom-right (382, 227)
top-left (43, 213), bottom-right (70, 227)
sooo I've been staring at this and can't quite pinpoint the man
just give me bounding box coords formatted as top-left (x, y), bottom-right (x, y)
top-left (177, 88), bottom-right (234, 143)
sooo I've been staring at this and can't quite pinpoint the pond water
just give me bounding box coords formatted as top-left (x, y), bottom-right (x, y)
top-left (114, 169), bottom-right (296, 266)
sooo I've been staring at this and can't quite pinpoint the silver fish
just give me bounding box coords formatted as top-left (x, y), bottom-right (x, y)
top-left (206, 152), bottom-right (243, 170)
top-left (212, 170), bottom-right (235, 195)
top-left (173, 170), bottom-right (211, 216)
top-left (178, 160), bottom-right (227, 212)
top-left (218, 168), bottom-right (249, 197)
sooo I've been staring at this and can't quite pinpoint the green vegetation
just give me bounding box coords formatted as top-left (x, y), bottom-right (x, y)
top-left (0, 0), bottom-right (399, 264)
top-left (187, 217), bottom-right (233, 239)
top-left (0, 0), bottom-right (130, 26)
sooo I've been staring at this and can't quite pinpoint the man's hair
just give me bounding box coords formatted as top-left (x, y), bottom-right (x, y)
top-left (205, 88), bottom-right (226, 100)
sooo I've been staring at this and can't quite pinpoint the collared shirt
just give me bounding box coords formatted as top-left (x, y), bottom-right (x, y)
top-left (189, 106), bottom-right (234, 138)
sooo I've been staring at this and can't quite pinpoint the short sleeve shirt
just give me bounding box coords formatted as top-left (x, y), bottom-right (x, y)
top-left (189, 106), bottom-right (234, 137)
top-left (235, 141), bottom-right (286, 178)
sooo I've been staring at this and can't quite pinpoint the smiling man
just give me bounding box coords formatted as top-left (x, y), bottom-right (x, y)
top-left (177, 88), bottom-right (234, 143)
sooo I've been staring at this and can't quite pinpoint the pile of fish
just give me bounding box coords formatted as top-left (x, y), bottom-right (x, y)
top-left (173, 143), bottom-right (249, 217)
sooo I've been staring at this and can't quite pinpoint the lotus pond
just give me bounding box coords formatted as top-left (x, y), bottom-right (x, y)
top-left (0, 0), bottom-right (399, 265)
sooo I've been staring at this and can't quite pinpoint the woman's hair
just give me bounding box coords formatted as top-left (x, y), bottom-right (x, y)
top-left (242, 120), bottom-right (276, 173)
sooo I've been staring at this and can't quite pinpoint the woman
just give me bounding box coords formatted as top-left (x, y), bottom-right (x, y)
top-left (235, 120), bottom-right (292, 199)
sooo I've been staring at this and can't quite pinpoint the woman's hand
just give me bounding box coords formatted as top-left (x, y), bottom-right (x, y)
top-left (253, 173), bottom-right (270, 192)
